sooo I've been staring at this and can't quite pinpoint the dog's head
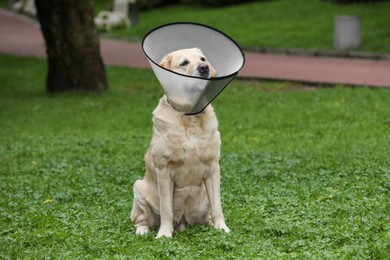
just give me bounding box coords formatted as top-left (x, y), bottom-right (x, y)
top-left (159, 48), bottom-right (216, 78)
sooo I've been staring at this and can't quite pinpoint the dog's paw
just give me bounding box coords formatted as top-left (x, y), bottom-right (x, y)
top-left (156, 225), bottom-right (173, 239)
top-left (213, 219), bottom-right (231, 233)
top-left (174, 219), bottom-right (186, 232)
top-left (136, 226), bottom-right (150, 235)
top-left (175, 223), bottom-right (186, 232)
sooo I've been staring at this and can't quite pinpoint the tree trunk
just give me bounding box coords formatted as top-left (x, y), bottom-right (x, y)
top-left (35, 0), bottom-right (108, 92)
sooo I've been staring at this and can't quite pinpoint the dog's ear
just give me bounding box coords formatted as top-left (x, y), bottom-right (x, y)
top-left (209, 64), bottom-right (217, 77)
top-left (159, 54), bottom-right (172, 69)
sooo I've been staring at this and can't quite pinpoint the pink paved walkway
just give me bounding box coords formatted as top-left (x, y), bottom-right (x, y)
top-left (1, 10), bottom-right (390, 88)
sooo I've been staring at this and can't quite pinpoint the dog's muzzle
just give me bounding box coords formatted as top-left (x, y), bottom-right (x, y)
top-left (197, 64), bottom-right (210, 78)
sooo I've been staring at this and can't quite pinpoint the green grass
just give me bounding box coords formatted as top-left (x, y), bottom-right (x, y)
top-left (1, 0), bottom-right (389, 53)
top-left (1, 54), bottom-right (389, 258)
top-left (100, 0), bottom-right (390, 54)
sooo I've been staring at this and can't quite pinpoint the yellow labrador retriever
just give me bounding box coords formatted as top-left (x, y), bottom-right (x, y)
top-left (130, 48), bottom-right (230, 238)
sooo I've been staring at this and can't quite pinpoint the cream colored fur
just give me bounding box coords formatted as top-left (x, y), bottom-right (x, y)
top-left (159, 48), bottom-right (216, 78)
top-left (130, 48), bottom-right (229, 239)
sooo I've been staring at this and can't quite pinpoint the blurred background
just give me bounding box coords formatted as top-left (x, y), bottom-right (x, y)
top-left (4, 0), bottom-right (390, 54)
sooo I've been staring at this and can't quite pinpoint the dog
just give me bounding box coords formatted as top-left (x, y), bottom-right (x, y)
top-left (130, 48), bottom-right (230, 238)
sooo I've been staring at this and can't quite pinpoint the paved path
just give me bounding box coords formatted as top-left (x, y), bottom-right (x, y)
top-left (1, 10), bottom-right (390, 88)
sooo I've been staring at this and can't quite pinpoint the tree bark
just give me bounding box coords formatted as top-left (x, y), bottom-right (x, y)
top-left (35, 0), bottom-right (108, 92)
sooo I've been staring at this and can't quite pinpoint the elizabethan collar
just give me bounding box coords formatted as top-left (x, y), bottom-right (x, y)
top-left (142, 22), bottom-right (245, 115)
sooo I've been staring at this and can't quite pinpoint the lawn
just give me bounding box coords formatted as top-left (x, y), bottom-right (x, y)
top-left (0, 54), bottom-right (389, 258)
top-left (100, 0), bottom-right (390, 54)
top-left (1, 0), bottom-right (389, 53)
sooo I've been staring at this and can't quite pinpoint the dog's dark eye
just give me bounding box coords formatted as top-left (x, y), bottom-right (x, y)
top-left (180, 60), bottom-right (189, 66)
top-left (200, 57), bottom-right (206, 62)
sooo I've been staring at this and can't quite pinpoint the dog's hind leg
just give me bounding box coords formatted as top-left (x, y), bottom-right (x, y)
top-left (130, 180), bottom-right (160, 235)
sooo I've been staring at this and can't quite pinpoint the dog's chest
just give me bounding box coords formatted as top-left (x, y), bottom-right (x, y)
top-left (151, 111), bottom-right (220, 187)
top-left (170, 125), bottom-right (219, 186)
top-left (171, 117), bottom-right (219, 163)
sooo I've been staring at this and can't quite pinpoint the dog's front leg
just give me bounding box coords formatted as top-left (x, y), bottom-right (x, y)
top-left (156, 169), bottom-right (174, 238)
top-left (204, 165), bottom-right (230, 233)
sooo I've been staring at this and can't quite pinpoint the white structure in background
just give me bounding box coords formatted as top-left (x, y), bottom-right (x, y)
top-left (95, 0), bottom-right (132, 31)
top-left (334, 15), bottom-right (361, 51)
top-left (10, 0), bottom-right (36, 16)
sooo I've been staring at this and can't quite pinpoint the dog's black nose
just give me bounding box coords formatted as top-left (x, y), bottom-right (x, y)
top-left (198, 64), bottom-right (209, 74)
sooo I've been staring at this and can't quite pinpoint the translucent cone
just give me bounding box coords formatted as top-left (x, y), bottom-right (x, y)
top-left (142, 22), bottom-right (245, 115)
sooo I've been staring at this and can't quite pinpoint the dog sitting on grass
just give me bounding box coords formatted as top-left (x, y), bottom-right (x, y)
top-left (130, 48), bottom-right (230, 238)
